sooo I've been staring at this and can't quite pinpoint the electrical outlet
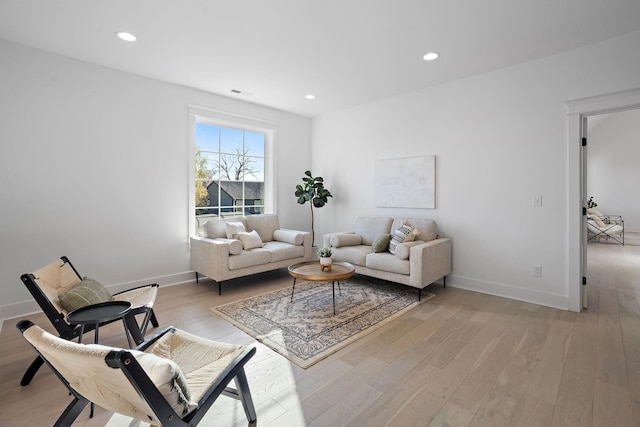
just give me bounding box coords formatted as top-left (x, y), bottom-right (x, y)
top-left (532, 265), bottom-right (542, 277)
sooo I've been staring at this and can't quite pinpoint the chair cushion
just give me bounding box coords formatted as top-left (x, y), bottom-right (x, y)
top-left (130, 350), bottom-right (196, 417)
top-left (236, 230), bottom-right (265, 249)
top-left (59, 277), bottom-right (113, 312)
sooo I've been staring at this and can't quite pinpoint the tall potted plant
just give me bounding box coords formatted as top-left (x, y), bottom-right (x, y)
top-left (295, 170), bottom-right (332, 246)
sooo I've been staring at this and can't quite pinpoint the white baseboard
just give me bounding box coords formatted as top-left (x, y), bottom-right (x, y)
top-left (446, 274), bottom-right (570, 311)
top-left (0, 271), bottom-right (197, 333)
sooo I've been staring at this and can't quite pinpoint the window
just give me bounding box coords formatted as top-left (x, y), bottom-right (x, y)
top-left (189, 106), bottom-right (276, 237)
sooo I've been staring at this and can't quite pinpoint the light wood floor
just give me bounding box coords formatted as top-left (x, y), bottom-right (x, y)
top-left (1, 239), bottom-right (639, 427)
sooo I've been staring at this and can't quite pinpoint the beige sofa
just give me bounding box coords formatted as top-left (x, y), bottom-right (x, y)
top-left (322, 217), bottom-right (451, 300)
top-left (190, 214), bottom-right (312, 294)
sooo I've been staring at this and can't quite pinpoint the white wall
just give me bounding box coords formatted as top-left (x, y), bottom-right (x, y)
top-left (587, 109), bottom-right (640, 231)
top-left (311, 30), bottom-right (640, 309)
top-left (0, 40), bottom-right (312, 321)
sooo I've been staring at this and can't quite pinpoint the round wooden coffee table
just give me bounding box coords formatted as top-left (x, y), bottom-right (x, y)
top-left (288, 261), bottom-right (355, 314)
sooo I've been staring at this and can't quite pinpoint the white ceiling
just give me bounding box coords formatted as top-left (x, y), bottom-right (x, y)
top-left (2, 0), bottom-right (640, 118)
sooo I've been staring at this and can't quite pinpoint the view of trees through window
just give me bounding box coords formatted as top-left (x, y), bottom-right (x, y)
top-left (195, 123), bottom-right (265, 230)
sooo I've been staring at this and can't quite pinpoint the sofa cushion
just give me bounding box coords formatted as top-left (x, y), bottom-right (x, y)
top-left (372, 234), bottom-right (392, 253)
top-left (236, 230), bottom-right (265, 249)
top-left (394, 240), bottom-right (425, 260)
top-left (389, 224), bottom-right (420, 254)
top-left (330, 233), bottom-right (363, 248)
top-left (354, 217), bottom-right (393, 246)
top-left (366, 252), bottom-right (410, 275)
top-left (225, 221), bottom-right (246, 239)
top-left (263, 241), bottom-right (306, 262)
top-left (204, 218), bottom-right (247, 239)
top-left (391, 218), bottom-right (438, 243)
top-left (245, 214), bottom-right (280, 242)
top-left (273, 229), bottom-right (304, 245)
top-left (331, 245), bottom-right (371, 266)
top-left (228, 250), bottom-right (271, 270)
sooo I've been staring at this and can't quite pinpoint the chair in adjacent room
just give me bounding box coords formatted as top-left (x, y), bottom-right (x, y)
top-left (587, 208), bottom-right (625, 245)
top-left (19, 256), bottom-right (159, 386)
top-left (17, 320), bottom-right (257, 427)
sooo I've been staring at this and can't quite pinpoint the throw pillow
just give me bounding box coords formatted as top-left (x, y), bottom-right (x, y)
top-left (329, 234), bottom-right (363, 248)
top-left (273, 229), bottom-right (304, 245)
top-left (225, 221), bottom-right (246, 239)
top-left (129, 350), bottom-right (196, 417)
top-left (389, 224), bottom-right (421, 254)
top-left (59, 277), bottom-right (113, 312)
top-left (236, 230), bottom-right (265, 249)
top-left (372, 234), bottom-right (392, 253)
top-left (394, 240), bottom-right (424, 260)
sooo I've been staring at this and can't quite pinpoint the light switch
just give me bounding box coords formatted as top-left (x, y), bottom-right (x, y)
top-left (533, 195), bottom-right (543, 207)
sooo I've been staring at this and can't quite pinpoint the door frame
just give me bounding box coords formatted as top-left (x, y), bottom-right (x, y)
top-left (566, 87), bottom-right (640, 312)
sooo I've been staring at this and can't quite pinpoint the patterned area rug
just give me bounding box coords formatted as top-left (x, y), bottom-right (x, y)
top-left (211, 276), bottom-right (434, 368)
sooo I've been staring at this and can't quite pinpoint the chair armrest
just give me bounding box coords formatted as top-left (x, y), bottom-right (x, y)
top-left (409, 238), bottom-right (452, 288)
top-left (190, 237), bottom-right (233, 278)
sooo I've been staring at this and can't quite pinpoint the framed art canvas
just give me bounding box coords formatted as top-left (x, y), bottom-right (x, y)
top-left (375, 155), bottom-right (436, 209)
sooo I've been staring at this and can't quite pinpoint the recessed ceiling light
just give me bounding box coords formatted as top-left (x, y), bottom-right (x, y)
top-left (116, 32), bottom-right (137, 42)
top-left (423, 52), bottom-right (440, 61)
top-left (305, 94), bottom-right (316, 100)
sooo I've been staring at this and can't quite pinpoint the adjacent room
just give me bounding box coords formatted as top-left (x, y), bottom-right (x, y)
top-left (1, 1), bottom-right (640, 426)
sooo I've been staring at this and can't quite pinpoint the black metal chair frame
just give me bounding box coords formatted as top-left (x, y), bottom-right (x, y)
top-left (19, 256), bottom-right (159, 386)
top-left (587, 214), bottom-right (625, 245)
top-left (17, 320), bottom-right (257, 427)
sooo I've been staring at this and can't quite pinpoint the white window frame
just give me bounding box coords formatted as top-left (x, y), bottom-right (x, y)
top-left (188, 105), bottom-right (277, 238)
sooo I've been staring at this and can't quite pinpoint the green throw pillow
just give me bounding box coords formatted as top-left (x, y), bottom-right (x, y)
top-left (59, 276), bottom-right (113, 312)
top-left (372, 234), bottom-right (392, 253)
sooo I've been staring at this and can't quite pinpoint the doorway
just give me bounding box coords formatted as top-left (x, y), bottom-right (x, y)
top-left (566, 87), bottom-right (640, 312)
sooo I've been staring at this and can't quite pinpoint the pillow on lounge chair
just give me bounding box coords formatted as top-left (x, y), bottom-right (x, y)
top-left (59, 277), bottom-right (113, 312)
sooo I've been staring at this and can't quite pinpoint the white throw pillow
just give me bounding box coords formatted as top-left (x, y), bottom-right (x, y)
top-left (273, 229), bottom-right (304, 245)
top-left (225, 221), bottom-right (246, 239)
top-left (236, 230), bottom-right (265, 249)
top-left (329, 234), bottom-right (363, 248)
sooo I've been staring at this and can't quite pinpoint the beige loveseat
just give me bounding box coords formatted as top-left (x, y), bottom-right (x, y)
top-left (190, 214), bottom-right (312, 294)
top-left (322, 217), bottom-right (451, 300)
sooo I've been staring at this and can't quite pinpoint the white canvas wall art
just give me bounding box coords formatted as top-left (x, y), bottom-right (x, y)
top-left (375, 155), bottom-right (436, 209)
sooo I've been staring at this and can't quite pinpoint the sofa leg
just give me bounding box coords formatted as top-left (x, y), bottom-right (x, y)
top-left (218, 281), bottom-right (222, 296)
top-left (195, 272), bottom-right (199, 284)
top-left (418, 289), bottom-right (422, 301)
top-left (443, 276), bottom-right (446, 288)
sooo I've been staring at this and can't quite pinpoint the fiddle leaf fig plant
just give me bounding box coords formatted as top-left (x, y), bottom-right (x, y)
top-left (295, 170), bottom-right (332, 246)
